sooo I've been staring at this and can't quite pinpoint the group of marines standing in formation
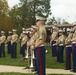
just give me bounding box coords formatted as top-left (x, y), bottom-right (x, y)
top-left (0, 30), bottom-right (18, 58)
top-left (0, 15), bottom-right (47, 75)
top-left (0, 15), bottom-right (76, 75)
top-left (50, 24), bottom-right (76, 73)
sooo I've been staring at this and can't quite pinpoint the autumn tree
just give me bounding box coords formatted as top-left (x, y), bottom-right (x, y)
top-left (0, 0), bottom-right (13, 34)
top-left (0, 0), bottom-right (9, 15)
top-left (9, 0), bottom-right (51, 29)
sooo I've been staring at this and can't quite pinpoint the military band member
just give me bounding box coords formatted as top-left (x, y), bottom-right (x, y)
top-left (30, 26), bottom-right (38, 72)
top-left (50, 26), bottom-right (58, 57)
top-left (70, 25), bottom-right (76, 72)
top-left (21, 31), bottom-right (28, 59)
top-left (19, 28), bottom-right (25, 54)
top-left (65, 28), bottom-right (73, 70)
top-left (11, 29), bottom-right (18, 58)
top-left (6, 31), bottom-right (12, 54)
top-left (19, 28), bottom-right (25, 40)
top-left (55, 29), bottom-right (65, 63)
top-left (33, 32), bottom-right (39, 72)
top-left (31, 15), bottom-right (47, 75)
top-left (0, 31), bottom-right (6, 57)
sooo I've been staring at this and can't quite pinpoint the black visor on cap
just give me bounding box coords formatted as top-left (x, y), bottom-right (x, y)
top-left (35, 19), bottom-right (40, 22)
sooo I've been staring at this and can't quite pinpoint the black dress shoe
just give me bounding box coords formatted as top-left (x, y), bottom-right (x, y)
top-left (31, 69), bottom-right (35, 72)
top-left (23, 67), bottom-right (30, 69)
top-left (73, 70), bottom-right (76, 72)
top-left (70, 69), bottom-right (76, 72)
top-left (70, 69), bottom-right (73, 72)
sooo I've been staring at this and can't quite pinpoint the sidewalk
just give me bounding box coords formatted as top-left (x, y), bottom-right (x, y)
top-left (0, 65), bottom-right (75, 74)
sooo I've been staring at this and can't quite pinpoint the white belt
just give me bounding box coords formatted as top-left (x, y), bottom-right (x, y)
top-left (53, 44), bottom-right (56, 46)
top-left (40, 44), bottom-right (44, 47)
top-left (59, 44), bottom-right (63, 46)
top-left (72, 42), bottom-right (76, 44)
top-left (66, 45), bottom-right (72, 47)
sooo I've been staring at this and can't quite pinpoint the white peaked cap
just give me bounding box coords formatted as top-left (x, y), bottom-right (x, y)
top-left (8, 31), bottom-right (12, 34)
top-left (59, 29), bottom-right (64, 32)
top-left (35, 15), bottom-right (46, 21)
top-left (70, 29), bottom-right (74, 32)
top-left (52, 26), bottom-right (57, 29)
top-left (1, 31), bottom-right (5, 34)
top-left (25, 31), bottom-right (29, 34)
top-left (67, 28), bottom-right (71, 32)
top-left (52, 26), bottom-right (59, 31)
top-left (31, 28), bottom-right (33, 31)
top-left (22, 28), bottom-right (25, 31)
top-left (52, 26), bottom-right (55, 29)
top-left (22, 31), bottom-right (26, 34)
top-left (31, 25), bottom-right (37, 29)
top-left (12, 29), bottom-right (16, 32)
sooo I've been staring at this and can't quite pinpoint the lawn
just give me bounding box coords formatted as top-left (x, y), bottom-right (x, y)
top-left (0, 44), bottom-right (27, 67)
top-left (46, 46), bottom-right (66, 69)
top-left (0, 44), bottom-right (73, 69)
top-left (0, 72), bottom-right (72, 75)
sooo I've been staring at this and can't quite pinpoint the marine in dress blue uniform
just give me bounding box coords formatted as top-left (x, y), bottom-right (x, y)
top-left (6, 31), bottom-right (12, 54)
top-left (21, 31), bottom-right (28, 59)
top-left (33, 15), bottom-right (47, 75)
top-left (65, 28), bottom-right (73, 70)
top-left (50, 26), bottom-right (58, 57)
top-left (19, 28), bottom-right (25, 54)
top-left (11, 29), bottom-right (18, 58)
top-left (0, 31), bottom-right (6, 57)
top-left (70, 25), bottom-right (76, 72)
top-left (30, 26), bottom-right (38, 72)
top-left (55, 29), bottom-right (65, 63)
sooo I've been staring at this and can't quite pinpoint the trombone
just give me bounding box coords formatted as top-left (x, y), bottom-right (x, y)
top-left (30, 45), bottom-right (35, 68)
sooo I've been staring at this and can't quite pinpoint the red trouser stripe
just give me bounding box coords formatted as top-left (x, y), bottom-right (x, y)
top-left (38, 47), bottom-right (42, 75)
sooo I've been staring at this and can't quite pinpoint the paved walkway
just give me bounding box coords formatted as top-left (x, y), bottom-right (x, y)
top-left (0, 65), bottom-right (76, 74)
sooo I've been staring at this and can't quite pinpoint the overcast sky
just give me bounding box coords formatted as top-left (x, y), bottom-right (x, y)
top-left (51, 0), bottom-right (76, 23)
top-left (8, 0), bottom-right (20, 8)
top-left (7, 0), bottom-right (76, 23)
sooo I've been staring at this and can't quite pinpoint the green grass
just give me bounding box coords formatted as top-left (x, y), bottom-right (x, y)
top-left (46, 46), bottom-right (73, 69)
top-left (0, 44), bottom-right (73, 69)
top-left (0, 44), bottom-right (27, 67)
top-left (0, 72), bottom-right (72, 75)
top-left (46, 46), bottom-right (66, 69)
